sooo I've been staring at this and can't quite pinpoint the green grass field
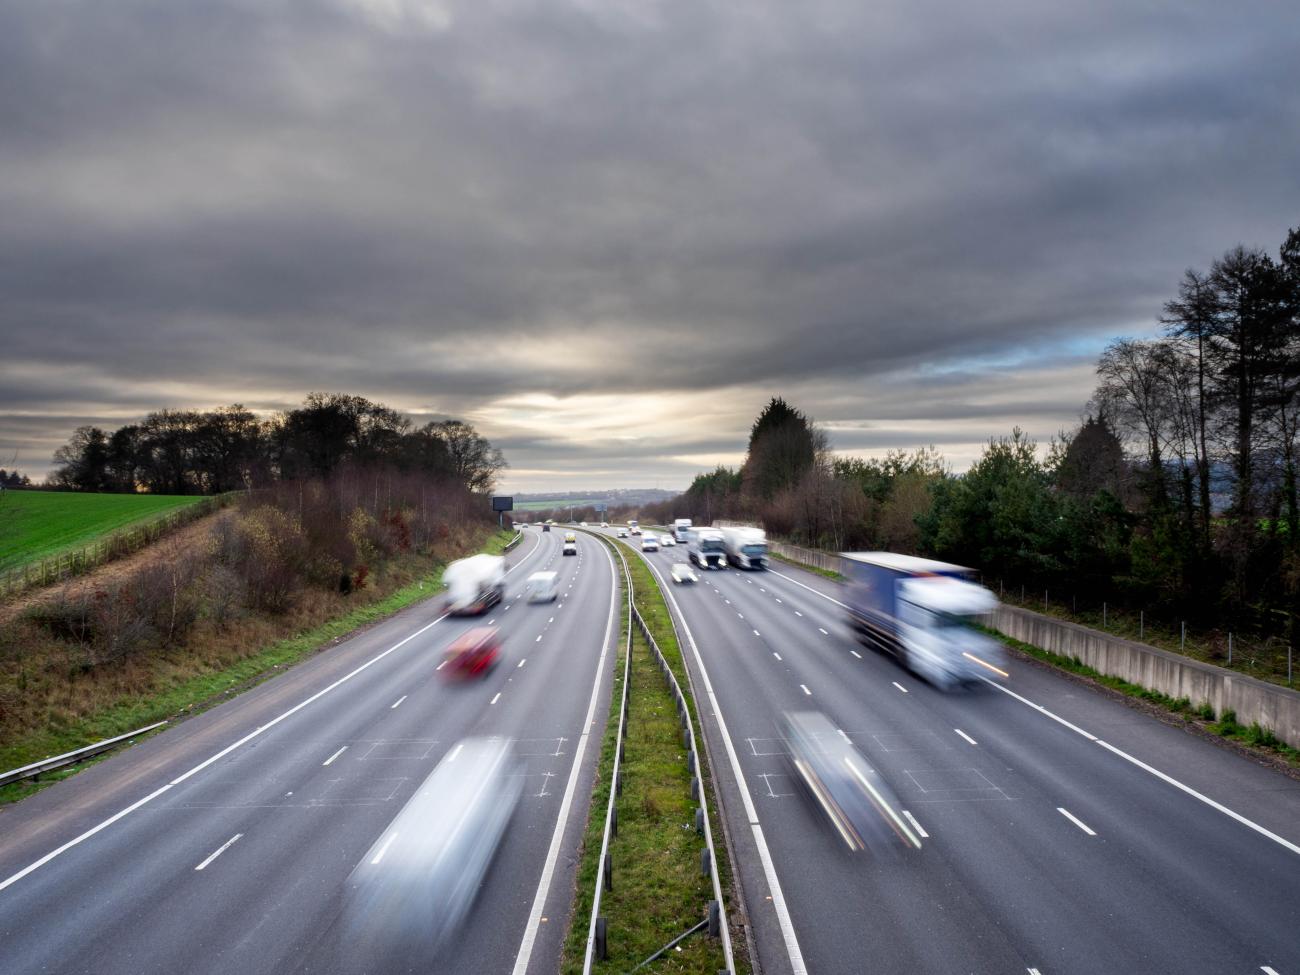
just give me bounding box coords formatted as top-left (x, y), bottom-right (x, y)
top-left (0, 492), bottom-right (206, 573)
top-left (512, 498), bottom-right (605, 511)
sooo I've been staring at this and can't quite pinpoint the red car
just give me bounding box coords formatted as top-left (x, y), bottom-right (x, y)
top-left (443, 627), bottom-right (501, 678)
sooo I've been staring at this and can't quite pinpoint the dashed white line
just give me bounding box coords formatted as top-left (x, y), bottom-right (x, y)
top-left (488, 618), bottom-right (496, 625)
top-left (954, 728), bottom-right (977, 745)
top-left (753, 629), bottom-right (761, 637)
top-left (548, 617), bottom-right (554, 624)
top-left (901, 810), bottom-right (929, 838)
top-left (322, 746), bottom-right (347, 766)
top-left (490, 692), bottom-right (502, 705)
top-left (892, 681), bottom-right (908, 694)
top-left (849, 650), bottom-right (862, 659)
top-left (799, 684), bottom-right (811, 696)
top-left (1260, 968), bottom-right (1280, 975)
top-left (773, 652), bottom-right (782, 661)
top-left (370, 832), bottom-right (399, 865)
top-left (517, 658), bottom-right (527, 668)
top-left (535, 634), bottom-right (542, 642)
top-left (818, 627), bottom-right (828, 635)
top-left (390, 695), bottom-right (407, 709)
top-left (794, 610), bottom-right (803, 617)
top-left (195, 833), bottom-right (243, 871)
top-left (1057, 807), bottom-right (1096, 836)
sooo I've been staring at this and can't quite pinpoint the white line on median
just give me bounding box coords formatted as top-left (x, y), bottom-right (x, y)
top-left (954, 728), bottom-right (977, 745)
top-left (1057, 807), bottom-right (1096, 836)
top-left (322, 746), bottom-right (347, 766)
top-left (902, 810), bottom-right (929, 838)
top-left (390, 695), bottom-right (406, 709)
top-left (892, 681), bottom-right (908, 693)
top-left (195, 833), bottom-right (243, 871)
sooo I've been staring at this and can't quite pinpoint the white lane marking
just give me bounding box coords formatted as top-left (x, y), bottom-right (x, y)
top-left (753, 629), bottom-right (761, 637)
top-left (536, 634), bottom-right (542, 642)
top-left (1261, 968), bottom-right (1280, 975)
top-left (800, 684), bottom-right (811, 696)
top-left (794, 610), bottom-right (803, 617)
top-left (195, 833), bottom-right (243, 871)
top-left (512, 526), bottom-right (619, 975)
top-left (737, 613), bottom-right (744, 619)
top-left (488, 619), bottom-right (496, 625)
top-left (518, 659), bottom-right (527, 668)
top-left (775, 598), bottom-right (782, 603)
top-left (370, 832), bottom-right (399, 865)
top-left (982, 678), bottom-right (1300, 857)
top-left (548, 617), bottom-right (554, 624)
top-left (725, 599), bottom-right (731, 605)
top-left (322, 746), bottom-right (347, 766)
top-left (760, 588), bottom-right (767, 593)
top-left (818, 627), bottom-right (828, 635)
top-left (902, 810), bottom-right (929, 839)
top-left (638, 551), bottom-right (803, 974)
top-left (390, 695), bottom-right (407, 709)
top-left (1028, 969), bottom-right (1043, 975)
top-left (436, 660), bottom-right (447, 670)
top-left (954, 728), bottom-right (977, 745)
top-left (446, 743), bottom-right (464, 763)
top-left (490, 692), bottom-right (502, 705)
top-left (1057, 807), bottom-right (1096, 836)
top-left (849, 650), bottom-right (862, 659)
top-left (892, 682), bottom-right (908, 693)
top-left (773, 652), bottom-right (782, 661)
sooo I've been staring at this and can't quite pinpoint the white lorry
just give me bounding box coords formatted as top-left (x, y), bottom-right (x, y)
top-left (689, 528), bottom-right (727, 570)
top-left (842, 552), bottom-right (1004, 688)
top-left (722, 526), bottom-right (767, 570)
top-left (673, 518), bottom-right (693, 543)
top-left (443, 554), bottom-right (506, 615)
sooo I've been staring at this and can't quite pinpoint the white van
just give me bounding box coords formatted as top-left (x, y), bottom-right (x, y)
top-left (526, 571), bottom-right (559, 603)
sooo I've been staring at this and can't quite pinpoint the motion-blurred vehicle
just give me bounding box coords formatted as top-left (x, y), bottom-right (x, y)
top-left (689, 528), bottom-right (727, 570)
top-left (660, 534), bottom-right (675, 547)
top-left (842, 552), bottom-right (1004, 688)
top-left (443, 554), bottom-right (506, 615)
top-left (542, 523), bottom-right (551, 533)
top-left (600, 521), bottom-right (608, 527)
top-left (442, 626), bottom-right (501, 678)
top-left (526, 570), bottom-right (558, 602)
top-left (580, 521), bottom-right (588, 526)
top-left (670, 563), bottom-right (698, 585)
top-left (722, 526), bottom-right (767, 570)
top-left (342, 737), bottom-right (522, 963)
top-left (628, 519), bottom-right (641, 535)
top-left (673, 518), bottom-right (693, 543)
top-left (616, 528), bottom-right (629, 538)
top-left (562, 531), bottom-right (577, 556)
top-left (641, 535), bottom-right (659, 552)
top-left (782, 711), bottom-right (922, 854)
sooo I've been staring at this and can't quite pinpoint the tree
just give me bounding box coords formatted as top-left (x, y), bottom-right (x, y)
top-left (741, 398), bottom-right (823, 503)
top-left (51, 426), bottom-right (111, 491)
top-left (422, 419), bottom-right (507, 493)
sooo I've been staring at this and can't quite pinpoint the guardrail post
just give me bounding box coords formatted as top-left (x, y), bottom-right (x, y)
top-left (700, 847), bottom-right (711, 877)
top-left (611, 805), bottom-right (618, 838)
top-left (596, 916), bottom-right (608, 960)
top-left (708, 899), bottom-right (721, 937)
top-left (695, 807), bottom-right (705, 835)
top-left (690, 776), bottom-right (700, 801)
top-left (604, 852), bottom-right (613, 891)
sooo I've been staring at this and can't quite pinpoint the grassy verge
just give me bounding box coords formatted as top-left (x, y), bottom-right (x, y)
top-left (768, 550), bottom-right (844, 582)
top-left (990, 629), bottom-right (1300, 767)
top-left (561, 535), bottom-right (736, 975)
top-left (0, 529), bottom-right (515, 805)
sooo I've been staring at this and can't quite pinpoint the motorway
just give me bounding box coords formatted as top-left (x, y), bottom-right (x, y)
top-left (600, 527), bottom-right (1300, 975)
top-left (0, 526), bottom-right (617, 975)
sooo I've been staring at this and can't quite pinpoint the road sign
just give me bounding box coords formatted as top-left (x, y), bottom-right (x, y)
top-left (491, 496), bottom-right (514, 512)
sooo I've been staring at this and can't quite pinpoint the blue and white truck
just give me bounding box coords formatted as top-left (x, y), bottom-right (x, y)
top-left (689, 528), bottom-right (727, 570)
top-left (842, 552), bottom-right (1004, 688)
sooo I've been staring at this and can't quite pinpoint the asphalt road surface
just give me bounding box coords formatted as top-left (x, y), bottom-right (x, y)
top-left (603, 528), bottom-right (1300, 975)
top-left (0, 526), bottom-right (618, 975)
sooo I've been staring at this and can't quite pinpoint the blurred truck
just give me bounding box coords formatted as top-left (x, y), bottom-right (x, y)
top-left (722, 526), bottom-right (767, 570)
top-left (688, 528), bottom-right (727, 570)
top-left (842, 552), bottom-right (1004, 688)
top-left (443, 554), bottom-right (506, 615)
top-left (673, 518), bottom-right (693, 543)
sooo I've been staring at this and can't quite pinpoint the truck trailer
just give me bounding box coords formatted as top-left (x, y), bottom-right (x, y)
top-left (841, 552), bottom-right (1004, 688)
top-left (722, 526), bottom-right (767, 570)
top-left (443, 554), bottom-right (506, 615)
top-left (673, 518), bottom-right (693, 543)
top-left (689, 528), bottom-right (727, 570)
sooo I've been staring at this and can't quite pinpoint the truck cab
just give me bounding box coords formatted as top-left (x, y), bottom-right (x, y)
top-left (689, 529), bottom-right (727, 570)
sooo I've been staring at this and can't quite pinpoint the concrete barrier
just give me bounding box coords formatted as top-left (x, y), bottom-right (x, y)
top-left (995, 604), bottom-right (1300, 750)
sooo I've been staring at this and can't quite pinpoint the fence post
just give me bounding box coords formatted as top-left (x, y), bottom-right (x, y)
top-left (1289, 645), bottom-right (1293, 686)
top-left (1044, 590), bottom-right (1048, 611)
top-left (1139, 610), bottom-right (1144, 640)
top-left (1103, 602), bottom-right (1107, 628)
top-left (1228, 632), bottom-right (1233, 664)
top-left (1180, 621), bottom-right (1185, 652)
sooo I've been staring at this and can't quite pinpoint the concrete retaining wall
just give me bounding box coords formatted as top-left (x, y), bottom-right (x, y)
top-left (995, 604), bottom-right (1300, 750)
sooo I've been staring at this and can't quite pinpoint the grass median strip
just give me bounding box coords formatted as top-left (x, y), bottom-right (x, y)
top-left (562, 536), bottom-right (737, 975)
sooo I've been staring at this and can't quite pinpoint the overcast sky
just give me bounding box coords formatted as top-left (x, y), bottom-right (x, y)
top-left (2, 0), bottom-right (1297, 492)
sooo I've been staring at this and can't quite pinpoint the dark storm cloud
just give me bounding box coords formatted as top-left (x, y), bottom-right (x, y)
top-left (2, 0), bottom-right (1298, 487)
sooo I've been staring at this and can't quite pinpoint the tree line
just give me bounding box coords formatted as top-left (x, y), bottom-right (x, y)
top-left (45, 392), bottom-right (507, 496)
top-left (649, 223), bottom-right (1300, 640)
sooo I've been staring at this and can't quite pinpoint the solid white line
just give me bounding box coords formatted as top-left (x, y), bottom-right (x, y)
top-left (954, 728), bottom-right (977, 745)
top-left (322, 746), bottom-right (347, 766)
top-left (892, 681), bottom-right (908, 693)
top-left (849, 650), bottom-right (862, 659)
top-left (767, 567), bottom-right (850, 608)
top-left (1057, 807), bottom-right (1096, 836)
top-left (981, 678), bottom-right (1098, 741)
top-left (773, 652), bottom-right (782, 661)
top-left (818, 627), bottom-right (828, 635)
top-left (800, 684), bottom-right (811, 696)
top-left (511, 529), bottom-right (619, 975)
top-left (390, 695), bottom-right (407, 709)
top-left (370, 832), bottom-right (399, 865)
top-left (902, 810), bottom-right (929, 839)
top-left (639, 551), bottom-right (805, 974)
top-left (490, 692), bottom-right (502, 705)
top-left (195, 833), bottom-right (242, 871)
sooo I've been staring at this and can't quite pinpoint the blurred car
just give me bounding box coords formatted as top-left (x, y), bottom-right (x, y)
top-left (541, 523), bottom-right (550, 532)
top-left (580, 521), bottom-right (588, 526)
top-left (342, 737), bottom-right (521, 963)
top-left (442, 627), bottom-right (501, 678)
top-left (660, 534), bottom-right (675, 547)
top-left (641, 535), bottom-right (659, 552)
top-left (782, 711), bottom-right (922, 854)
top-left (617, 528), bottom-right (629, 538)
top-left (526, 570), bottom-right (558, 602)
top-left (670, 563), bottom-right (698, 585)
top-left (600, 521), bottom-right (608, 527)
